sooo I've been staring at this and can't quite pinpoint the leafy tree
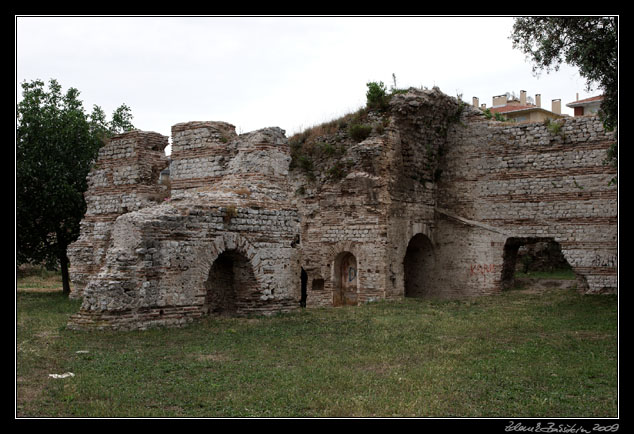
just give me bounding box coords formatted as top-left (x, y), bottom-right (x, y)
top-left (110, 103), bottom-right (135, 134)
top-left (16, 79), bottom-right (135, 294)
top-left (366, 81), bottom-right (389, 111)
top-left (510, 16), bottom-right (618, 170)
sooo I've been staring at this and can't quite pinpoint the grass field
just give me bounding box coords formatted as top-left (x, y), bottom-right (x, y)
top-left (16, 269), bottom-right (618, 418)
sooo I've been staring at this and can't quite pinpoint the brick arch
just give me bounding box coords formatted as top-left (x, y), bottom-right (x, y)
top-left (326, 240), bottom-right (361, 263)
top-left (195, 232), bottom-right (262, 300)
top-left (212, 232), bottom-right (259, 264)
top-left (407, 223), bottom-right (434, 246)
top-left (327, 242), bottom-right (361, 307)
top-left (333, 251), bottom-right (358, 306)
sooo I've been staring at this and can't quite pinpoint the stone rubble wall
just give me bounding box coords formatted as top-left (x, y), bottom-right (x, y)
top-left (68, 122), bottom-right (300, 330)
top-left (293, 171), bottom-right (391, 308)
top-left (67, 131), bottom-right (169, 299)
top-left (169, 121), bottom-right (290, 200)
top-left (382, 88), bottom-right (465, 299)
top-left (68, 205), bottom-right (300, 330)
top-left (67, 88), bottom-right (617, 330)
top-left (436, 111), bottom-right (617, 295)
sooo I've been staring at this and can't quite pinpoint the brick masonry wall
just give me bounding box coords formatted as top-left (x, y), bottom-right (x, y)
top-left (67, 88), bottom-right (617, 330)
top-left (293, 173), bottom-right (391, 308)
top-left (435, 111), bottom-right (617, 295)
top-left (67, 131), bottom-right (169, 299)
top-left (384, 88), bottom-right (464, 299)
top-left (68, 123), bottom-right (300, 330)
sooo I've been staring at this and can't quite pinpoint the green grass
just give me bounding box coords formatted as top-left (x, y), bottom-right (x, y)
top-left (16, 266), bottom-right (65, 291)
top-left (16, 276), bottom-right (617, 418)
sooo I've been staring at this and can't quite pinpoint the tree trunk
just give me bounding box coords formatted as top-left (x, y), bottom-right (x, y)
top-left (59, 250), bottom-right (71, 295)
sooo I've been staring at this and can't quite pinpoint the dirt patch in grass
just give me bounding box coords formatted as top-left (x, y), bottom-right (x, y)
top-left (193, 352), bottom-right (232, 363)
top-left (513, 277), bottom-right (579, 294)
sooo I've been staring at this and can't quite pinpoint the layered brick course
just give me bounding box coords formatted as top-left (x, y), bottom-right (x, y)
top-left (68, 122), bottom-right (300, 330)
top-left (68, 88), bottom-right (617, 330)
top-left (436, 110), bottom-right (617, 295)
top-left (67, 131), bottom-right (169, 300)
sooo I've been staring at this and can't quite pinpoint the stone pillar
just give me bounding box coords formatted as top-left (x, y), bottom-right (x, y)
top-left (67, 130), bottom-right (169, 299)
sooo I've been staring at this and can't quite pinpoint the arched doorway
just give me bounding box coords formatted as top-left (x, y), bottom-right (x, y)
top-left (333, 252), bottom-right (358, 306)
top-left (403, 233), bottom-right (435, 298)
top-left (203, 249), bottom-right (257, 316)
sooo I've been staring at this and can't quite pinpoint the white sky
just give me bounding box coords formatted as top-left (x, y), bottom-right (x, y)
top-left (16, 16), bottom-right (597, 155)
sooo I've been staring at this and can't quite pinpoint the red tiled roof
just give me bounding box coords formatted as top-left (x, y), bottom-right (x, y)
top-left (567, 95), bottom-right (603, 106)
top-left (490, 105), bottom-right (541, 114)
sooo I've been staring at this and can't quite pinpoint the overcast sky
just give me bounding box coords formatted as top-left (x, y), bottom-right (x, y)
top-left (16, 16), bottom-right (597, 154)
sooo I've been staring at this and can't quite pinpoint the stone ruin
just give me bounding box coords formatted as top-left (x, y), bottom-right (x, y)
top-left (66, 87), bottom-right (618, 330)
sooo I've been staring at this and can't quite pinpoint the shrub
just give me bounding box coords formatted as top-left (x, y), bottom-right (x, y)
top-left (494, 112), bottom-right (507, 122)
top-left (348, 123), bottom-right (372, 142)
top-left (297, 155), bottom-right (313, 172)
top-left (326, 161), bottom-right (347, 180)
top-left (366, 81), bottom-right (388, 111)
top-left (318, 141), bottom-right (336, 156)
top-left (545, 118), bottom-right (563, 136)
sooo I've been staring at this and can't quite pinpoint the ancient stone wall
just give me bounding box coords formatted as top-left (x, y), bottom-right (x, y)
top-left (67, 131), bottom-right (169, 299)
top-left (293, 171), bottom-right (391, 308)
top-left (67, 87), bottom-right (617, 330)
top-left (434, 109), bottom-right (617, 295)
top-left (383, 88), bottom-right (464, 299)
top-left (68, 122), bottom-right (300, 330)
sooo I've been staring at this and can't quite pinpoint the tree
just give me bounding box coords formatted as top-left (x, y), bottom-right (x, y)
top-left (510, 17), bottom-right (618, 169)
top-left (366, 81), bottom-right (389, 111)
top-left (16, 79), bottom-right (135, 294)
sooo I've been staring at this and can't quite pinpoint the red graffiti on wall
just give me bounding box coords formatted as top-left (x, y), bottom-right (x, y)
top-left (470, 264), bottom-right (496, 276)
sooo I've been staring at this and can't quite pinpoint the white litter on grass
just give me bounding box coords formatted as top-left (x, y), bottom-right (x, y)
top-left (48, 372), bottom-right (75, 379)
top-left (75, 350), bottom-right (89, 354)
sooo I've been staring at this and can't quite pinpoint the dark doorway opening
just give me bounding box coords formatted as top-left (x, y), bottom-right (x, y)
top-left (403, 233), bottom-right (435, 298)
top-left (203, 249), bottom-right (257, 315)
top-left (300, 267), bottom-right (307, 307)
top-left (501, 237), bottom-right (572, 290)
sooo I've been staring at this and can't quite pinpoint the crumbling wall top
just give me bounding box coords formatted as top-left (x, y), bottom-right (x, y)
top-left (167, 122), bottom-right (292, 205)
top-left (171, 120), bottom-right (237, 135)
top-left (106, 130), bottom-right (169, 153)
